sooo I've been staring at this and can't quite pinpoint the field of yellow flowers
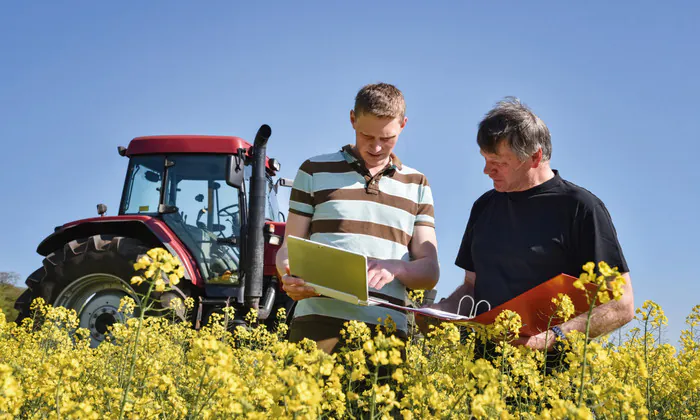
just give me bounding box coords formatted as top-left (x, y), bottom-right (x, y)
top-left (0, 249), bottom-right (698, 419)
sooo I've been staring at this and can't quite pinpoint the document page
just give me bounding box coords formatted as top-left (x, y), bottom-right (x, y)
top-left (367, 297), bottom-right (474, 322)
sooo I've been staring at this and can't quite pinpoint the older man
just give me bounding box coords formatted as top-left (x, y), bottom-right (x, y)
top-left (431, 97), bottom-right (634, 352)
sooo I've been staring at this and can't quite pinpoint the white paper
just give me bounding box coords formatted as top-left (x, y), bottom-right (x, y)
top-left (367, 297), bottom-right (474, 321)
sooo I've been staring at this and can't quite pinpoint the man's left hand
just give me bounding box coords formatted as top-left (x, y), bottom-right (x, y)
top-left (510, 330), bottom-right (557, 351)
top-left (367, 259), bottom-right (403, 290)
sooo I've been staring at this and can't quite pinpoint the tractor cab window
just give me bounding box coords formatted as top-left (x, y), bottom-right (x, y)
top-left (121, 155), bottom-right (243, 286)
top-left (120, 155), bottom-right (163, 215)
top-left (267, 182), bottom-right (281, 222)
top-left (120, 154), bottom-right (283, 286)
top-left (242, 165), bottom-right (281, 223)
top-left (162, 155), bottom-right (242, 285)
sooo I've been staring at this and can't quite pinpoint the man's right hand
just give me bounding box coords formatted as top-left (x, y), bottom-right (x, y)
top-left (281, 267), bottom-right (320, 301)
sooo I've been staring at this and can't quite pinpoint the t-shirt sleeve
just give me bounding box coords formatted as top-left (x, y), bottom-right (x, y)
top-left (414, 176), bottom-right (435, 228)
top-left (288, 160), bottom-right (314, 218)
top-left (574, 203), bottom-right (630, 273)
top-left (455, 199), bottom-right (482, 272)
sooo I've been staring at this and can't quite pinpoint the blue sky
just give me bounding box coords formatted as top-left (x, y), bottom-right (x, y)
top-left (1, 1), bottom-right (698, 343)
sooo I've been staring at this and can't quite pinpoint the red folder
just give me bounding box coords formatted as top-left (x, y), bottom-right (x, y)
top-left (382, 273), bottom-right (609, 337)
top-left (467, 273), bottom-right (606, 336)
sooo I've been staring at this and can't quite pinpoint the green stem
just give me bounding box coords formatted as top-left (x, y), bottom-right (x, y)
top-left (577, 283), bottom-right (602, 407)
top-left (55, 374), bottom-right (63, 419)
top-left (369, 363), bottom-right (379, 419)
top-left (118, 275), bottom-right (156, 420)
top-left (189, 365), bottom-right (209, 419)
top-left (447, 386), bottom-right (471, 417)
top-left (538, 318), bottom-right (554, 414)
top-left (644, 309), bottom-right (652, 417)
top-left (499, 337), bottom-right (507, 401)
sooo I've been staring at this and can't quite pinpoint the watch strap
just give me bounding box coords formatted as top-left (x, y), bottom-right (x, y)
top-left (551, 325), bottom-right (566, 340)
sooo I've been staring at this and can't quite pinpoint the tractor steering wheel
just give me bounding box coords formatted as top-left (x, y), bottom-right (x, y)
top-left (216, 204), bottom-right (241, 239)
top-left (218, 204), bottom-right (239, 220)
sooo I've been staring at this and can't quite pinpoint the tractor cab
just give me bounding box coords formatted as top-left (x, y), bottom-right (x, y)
top-left (118, 134), bottom-right (287, 293)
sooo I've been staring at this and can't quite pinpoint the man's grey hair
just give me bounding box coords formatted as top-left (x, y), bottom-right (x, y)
top-left (477, 97), bottom-right (552, 162)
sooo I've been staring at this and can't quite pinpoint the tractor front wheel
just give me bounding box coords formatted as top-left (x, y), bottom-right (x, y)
top-left (14, 235), bottom-right (180, 347)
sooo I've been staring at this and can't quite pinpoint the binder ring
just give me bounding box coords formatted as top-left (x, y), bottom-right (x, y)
top-left (457, 295), bottom-right (491, 318)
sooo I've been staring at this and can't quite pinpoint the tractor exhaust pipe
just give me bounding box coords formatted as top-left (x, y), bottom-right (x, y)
top-left (245, 124), bottom-right (271, 313)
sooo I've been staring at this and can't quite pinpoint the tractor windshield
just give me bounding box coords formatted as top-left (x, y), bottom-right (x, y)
top-left (120, 154), bottom-right (279, 285)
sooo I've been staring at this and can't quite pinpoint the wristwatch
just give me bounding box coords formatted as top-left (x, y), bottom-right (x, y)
top-left (551, 325), bottom-right (566, 341)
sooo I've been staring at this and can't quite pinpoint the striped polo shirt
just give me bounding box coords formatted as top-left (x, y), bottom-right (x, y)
top-left (288, 144), bottom-right (435, 333)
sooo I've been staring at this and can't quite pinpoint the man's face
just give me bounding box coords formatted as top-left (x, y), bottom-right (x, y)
top-left (350, 111), bottom-right (406, 169)
top-left (481, 141), bottom-right (533, 192)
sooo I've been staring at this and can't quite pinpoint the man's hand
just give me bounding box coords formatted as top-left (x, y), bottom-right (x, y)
top-left (367, 259), bottom-right (403, 290)
top-left (281, 267), bottom-right (319, 301)
top-left (510, 330), bottom-right (557, 351)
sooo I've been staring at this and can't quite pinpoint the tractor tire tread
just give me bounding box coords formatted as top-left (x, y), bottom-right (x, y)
top-left (14, 234), bottom-right (152, 323)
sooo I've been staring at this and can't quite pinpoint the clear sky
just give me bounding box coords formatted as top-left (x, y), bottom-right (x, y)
top-left (1, 1), bottom-right (698, 343)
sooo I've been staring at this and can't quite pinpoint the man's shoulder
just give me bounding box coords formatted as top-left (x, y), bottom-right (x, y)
top-left (306, 150), bottom-right (345, 163)
top-left (298, 150), bottom-right (348, 174)
top-left (394, 163), bottom-right (430, 185)
top-left (557, 177), bottom-right (606, 210)
top-left (462, 189), bottom-right (499, 219)
top-left (475, 189), bottom-right (498, 205)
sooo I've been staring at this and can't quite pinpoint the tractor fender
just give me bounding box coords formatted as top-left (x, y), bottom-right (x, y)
top-left (37, 215), bottom-right (203, 286)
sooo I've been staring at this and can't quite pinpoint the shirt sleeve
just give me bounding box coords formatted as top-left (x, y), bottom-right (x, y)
top-left (288, 159), bottom-right (314, 218)
top-left (455, 199), bottom-right (481, 272)
top-left (414, 176), bottom-right (435, 228)
top-left (574, 203), bottom-right (630, 274)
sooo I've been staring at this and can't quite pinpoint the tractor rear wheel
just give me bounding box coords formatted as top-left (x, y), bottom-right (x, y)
top-left (14, 235), bottom-right (182, 347)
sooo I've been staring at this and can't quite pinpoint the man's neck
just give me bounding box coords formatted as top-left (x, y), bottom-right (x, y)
top-left (367, 162), bottom-right (390, 176)
top-left (518, 164), bottom-right (555, 191)
top-left (351, 145), bottom-right (391, 176)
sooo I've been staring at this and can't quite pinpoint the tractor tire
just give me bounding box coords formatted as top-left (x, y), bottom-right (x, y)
top-left (14, 235), bottom-right (187, 347)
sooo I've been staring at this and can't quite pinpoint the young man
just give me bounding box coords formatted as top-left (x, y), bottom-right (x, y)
top-left (426, 97), bottom-right (635, 353)
top-left (275, 82), bottom-right (440, 354)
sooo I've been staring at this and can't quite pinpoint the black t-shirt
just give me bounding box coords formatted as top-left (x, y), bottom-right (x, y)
top-left (455, 170), bottom-right (629, 314)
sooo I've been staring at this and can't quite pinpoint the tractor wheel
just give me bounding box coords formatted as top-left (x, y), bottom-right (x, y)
top-left (14, 235), bottom-right (187, 347)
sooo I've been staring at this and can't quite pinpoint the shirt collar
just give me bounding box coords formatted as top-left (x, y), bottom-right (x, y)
top-left (340, 144), bottom-right (403, 172)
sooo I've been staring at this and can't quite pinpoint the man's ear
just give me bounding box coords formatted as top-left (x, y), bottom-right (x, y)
top-left (400, 116), bottom-right (408, 129)
top-left (350, 110), bottom-right (356, 127)
top-left (531, 148), bottom-right (543, 168)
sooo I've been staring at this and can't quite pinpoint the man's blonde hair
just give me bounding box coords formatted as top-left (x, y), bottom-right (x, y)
top-left (353, 83), bottom-right (406, 120)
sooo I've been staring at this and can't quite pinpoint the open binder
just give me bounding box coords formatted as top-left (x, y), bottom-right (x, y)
top-left (286, 236), bottom-right (610, 337)
top-left (376, 273), bottom-right (610, 337)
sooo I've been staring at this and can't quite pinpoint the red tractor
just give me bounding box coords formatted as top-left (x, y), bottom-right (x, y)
top-left (14, 125), bottom-right (294, 347)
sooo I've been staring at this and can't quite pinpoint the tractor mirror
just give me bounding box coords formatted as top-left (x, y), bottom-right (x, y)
top-left (273, 177), bottom-right (294, 193)
top-left (226, 154), bottom-right (244, 189)
top-left (145, 170), bottom-right (161, 183)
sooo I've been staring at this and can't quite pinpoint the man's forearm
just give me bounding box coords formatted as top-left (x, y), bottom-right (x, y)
top-left (558, 275), bottom-right (635, 339)
top-left (428, 278), bottom-right (475, 313)
top-left (275, 244), bottom-right (289, 278)
top-left (558, 297), bottom-right (635, 339)
top-left (392, 257), bottom-right (440, 290)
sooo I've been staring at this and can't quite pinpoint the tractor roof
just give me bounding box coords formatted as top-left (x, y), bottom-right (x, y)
top-left (125, 135), bottom-right (277, 172)
top-left (126, 135), bottom-right (253, 156)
